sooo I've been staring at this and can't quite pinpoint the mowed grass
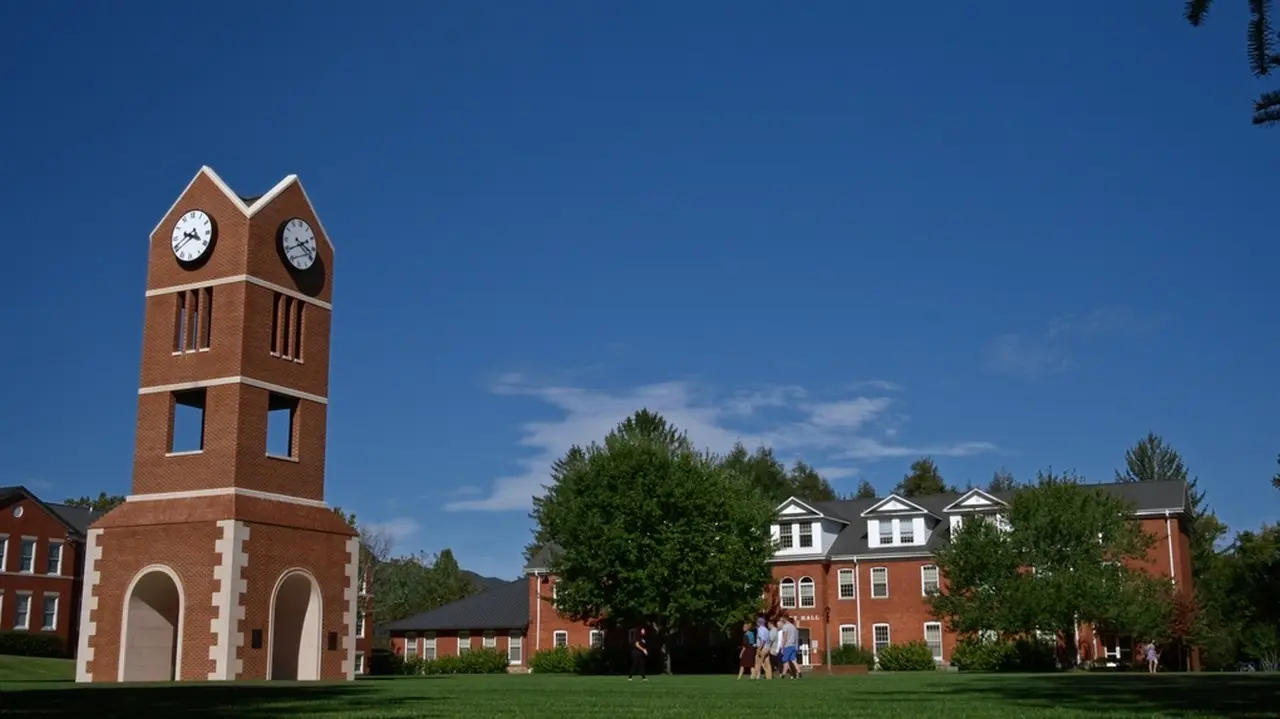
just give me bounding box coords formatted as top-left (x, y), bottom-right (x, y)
top-left (0, 659), bottom-right (1277, 719)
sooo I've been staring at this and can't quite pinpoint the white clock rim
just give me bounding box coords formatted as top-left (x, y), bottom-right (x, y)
top-left (171, 213), bottom-right (213, 260)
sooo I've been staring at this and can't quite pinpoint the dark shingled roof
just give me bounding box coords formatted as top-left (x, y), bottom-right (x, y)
top-left (381, 579), bottom-right (529, 632)
top-left (0, 486), bottom-right (105, 537)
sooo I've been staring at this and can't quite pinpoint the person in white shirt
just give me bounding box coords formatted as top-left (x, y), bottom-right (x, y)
top-left (767, 620), bottom-right (782, 676)
top-left (779, 616), bottom-right (801, 678)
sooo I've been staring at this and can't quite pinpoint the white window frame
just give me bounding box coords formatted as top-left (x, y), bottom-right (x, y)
top-left (899, 519), bottom-right (915, 544)
top-left (879, 521), bottom-right (894, 545)
top-left (45, 541), bottom-right (63, 576)
top-left (356, 611), bottom-right (366, 638)
top-left (589, 629), bottom-right (603, 649)
top-left (404, 632), bottom-right (418, 658)
top-left (921, 565), bottom-right (940, 596)
top-left (508, 631), bottom-right (523, 665)
top-left (777, 523), bottom-right (794, 549)
top-left (41, 593), bottom-right (58, 631)
top-left (779, 577), bottom-right (797, 608)
top-left (870, 567), bottom-right (889, 598)
top-left (354, 651), bottom-right (365, 674)
top-left (837, 568), bottom-right (855, 599)
top-left (838, 624), bottom-right (858, 647)
top-left (872, 623), bottom-right (891, 656)
top-left (458, 630), bottom-right (471, 654)
top-left (798, 576), bottom-right (816, 608)
top-left (18, 537), bottom-right (36, 574)
top-left (0, 534), bottom-right (8, 572)
top-left (798, 522), bottom-right (813, 548)
top-left (483, 630), bottom-right (496, 649)
top-left (14, 592), bottom-right (32, 631)
top-left (924, 621), bottom-right (943, 661)
top-left (553, 630), bottom-right (568, 648)
top-left (424, 631), bottom-right (437, 660)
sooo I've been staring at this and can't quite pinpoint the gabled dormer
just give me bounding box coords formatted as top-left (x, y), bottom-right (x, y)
top-left (772, 497), bottom-right (848, 557)
top-left (861, 494), bottom-right (938, 548)
top-left (942, 488), bottom-right (1009, 533)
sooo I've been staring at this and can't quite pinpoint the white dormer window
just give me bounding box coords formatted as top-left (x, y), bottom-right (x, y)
top-left (778, 524), bottom-right (794, 549)
top-left (879, 522), bottom-right (894, 545)
top-left (899, 520), bottom-right (915, 544)
top-left (798, 523), bottom-right (813, 549)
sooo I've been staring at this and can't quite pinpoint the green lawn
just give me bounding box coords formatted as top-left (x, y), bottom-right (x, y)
top-left (0, 663), bottom-right (1276, 718)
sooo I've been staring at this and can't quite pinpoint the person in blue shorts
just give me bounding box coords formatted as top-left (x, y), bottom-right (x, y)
top-left (779, 615), bottom-right (801, 678)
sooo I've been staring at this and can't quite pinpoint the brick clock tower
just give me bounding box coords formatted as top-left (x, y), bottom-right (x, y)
top-left (75, 167), bottom-right (359, 683)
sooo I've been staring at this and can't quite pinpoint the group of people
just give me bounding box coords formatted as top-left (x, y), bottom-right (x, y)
top-left (738, 616), bottom-right (802, 679)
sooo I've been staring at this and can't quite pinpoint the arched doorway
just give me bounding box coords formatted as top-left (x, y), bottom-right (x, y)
top-left (119, 566), bottom-right (183, 682)
top-left (269, 570), bottom-right (322, 680)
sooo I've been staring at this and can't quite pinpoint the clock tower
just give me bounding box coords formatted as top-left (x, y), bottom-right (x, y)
top-left (75, 167), bottom-right (359, 683)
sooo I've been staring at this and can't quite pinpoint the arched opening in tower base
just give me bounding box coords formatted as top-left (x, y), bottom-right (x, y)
top-left (269, 570), bottom-right (323, 680)
top-left (120, 567), bottom-right (183, 682)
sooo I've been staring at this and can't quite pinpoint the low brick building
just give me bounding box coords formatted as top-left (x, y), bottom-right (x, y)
top-left (384, 579), bottom-right (529, 670)
top-left (0, 486), bottom-right (105, 655)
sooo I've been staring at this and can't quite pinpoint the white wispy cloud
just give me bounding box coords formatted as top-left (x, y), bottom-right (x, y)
top-left (985, 310), bottom-right (1143, 379)
top-left (445, 375), bottom-right (998, 512)
top-left (366, 517), bottom-right (423, 549)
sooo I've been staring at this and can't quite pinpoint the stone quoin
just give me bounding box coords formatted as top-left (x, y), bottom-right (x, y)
top-left (75, 167), bottom-right (358, 683)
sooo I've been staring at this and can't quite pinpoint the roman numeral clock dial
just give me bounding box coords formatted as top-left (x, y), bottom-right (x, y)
top-left (281, 218), bottom-right (318, 271)
top-left (170, 210), bottom-right (215, 263)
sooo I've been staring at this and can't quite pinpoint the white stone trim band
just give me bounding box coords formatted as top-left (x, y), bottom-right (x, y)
top-left (138, 376), bottom-right (327, 405)
top-left (126, 487), bottom-right (329, 509)
top-left (146, 275), bottom-right (333, 311)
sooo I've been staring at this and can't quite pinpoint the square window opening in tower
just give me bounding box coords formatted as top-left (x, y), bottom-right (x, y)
top-left (169, 389), bottom-right (207, 454)
top-left (266, 393), bottom-right (299, 459)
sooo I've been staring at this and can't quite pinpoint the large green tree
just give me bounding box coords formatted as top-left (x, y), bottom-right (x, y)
top-left (1185, 0), bottom-right (1280, 126)
top-left (930, 471), bottom-right (1166, 657)
top-left (718, 443), bottom-right (839, 505)
top-left (851, 479), bottom-right (878, 499)
top-left (895, 457), bottom-right (955, 497)
top-left (987, 468), bottom-right (1018, 494)
top-left (1208, 525), bottom-right (1280, 668)
top-left (533, 411), bottom-right (776, 673)
top-left (64, 492), bottom-right (125, 512)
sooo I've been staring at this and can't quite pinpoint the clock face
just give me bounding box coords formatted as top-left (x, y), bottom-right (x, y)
top-left (171, 210), bottom-right (215, 263)
top-left (281, 218), bottom-right (318, 271)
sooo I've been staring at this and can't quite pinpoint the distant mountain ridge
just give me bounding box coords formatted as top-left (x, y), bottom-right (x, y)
top-left (464, 570), bottom-right (511, 592)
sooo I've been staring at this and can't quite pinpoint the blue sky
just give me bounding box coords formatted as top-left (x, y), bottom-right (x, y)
top-left (1, 2), bottom-right (1276, 580)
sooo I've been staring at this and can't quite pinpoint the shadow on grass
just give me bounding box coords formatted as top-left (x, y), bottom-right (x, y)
top-left (0, 679), bottom-right (440, 719)
top-left (951, 672), bottom-right (1280, 718)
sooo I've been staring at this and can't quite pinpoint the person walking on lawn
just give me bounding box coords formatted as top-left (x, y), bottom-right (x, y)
top-left (628, 627), bottom-right (649, 681)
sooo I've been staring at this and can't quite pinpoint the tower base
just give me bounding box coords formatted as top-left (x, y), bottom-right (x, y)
top-left (75, 494), bottom-right (358, 683)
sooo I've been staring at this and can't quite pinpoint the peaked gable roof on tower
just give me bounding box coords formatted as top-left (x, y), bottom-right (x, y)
top-left (149, 166), bottom-right (337, 253)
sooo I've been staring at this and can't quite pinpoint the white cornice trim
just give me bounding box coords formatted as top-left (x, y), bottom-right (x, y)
top-left (145, 275), bottom-right (332, 310)
top-left (126, 487), bottom-right (329, 508)
top-left (150, 166), bottom-right (336, 254)
top-left (138, 376), bottom-right (327, 405)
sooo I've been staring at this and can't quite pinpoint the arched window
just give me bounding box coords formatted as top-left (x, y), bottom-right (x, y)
top-left (779, 578), bottom-right (797, 608)
top-left (798, 577), bottom-right (816, 608)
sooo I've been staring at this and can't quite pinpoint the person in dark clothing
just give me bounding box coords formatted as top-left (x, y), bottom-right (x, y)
top-left (628, 627), bottom-right (648, 680)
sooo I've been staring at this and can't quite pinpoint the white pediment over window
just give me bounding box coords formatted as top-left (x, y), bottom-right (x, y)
top-left (942, 489), bottom-right (1008, 513)
top-left (774, 497), bottom-right (849, 524)
top-left (861, 494), bottom-right (930, 517)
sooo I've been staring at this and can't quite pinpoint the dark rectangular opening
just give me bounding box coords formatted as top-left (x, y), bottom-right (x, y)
top-left (251, 629), bottom-right (263, 649)
top-left (173, 292), bottom-right (188, 352)
top-left (266, 393), bottom-right (299, 458)
top-left (270, 294), bottom-right (282, 355)
top-left (170, 389), bottom-right (206, 453)
top-left (327, 631), bottom-right (338, 651)
top-left (198, 287), bottom-right (212, 350)
top-left (292, 301), bottom-right (304, 361)
top-left (280, 297), bottom-right (295, 359)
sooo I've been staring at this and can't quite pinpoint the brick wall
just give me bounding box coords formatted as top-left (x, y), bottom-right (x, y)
top-left (0, 496), bottom-right (86, 654)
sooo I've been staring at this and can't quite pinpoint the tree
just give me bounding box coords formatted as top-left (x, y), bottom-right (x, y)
top-left (786, 460), bottom-right (839, 503)
top-left (895, 457), bottom-right (954, 497)
top-left (852, 479), bottom-right (878, 500)
top-left (930, 471), bottom-right (1164, 660)
top-left (427, 548), bottom-right (476, 607)
top-left (715, 443), bottom-right (839, 505)
top-left (534, 411), bottom-right (776, 673)
top-left (1185, 1), bottom-right (1280, 126)
top-left (525, 446), bottom-right (587, 563)
top-left (64, 492), bottom-right (125, 513)
top-left (1272, 454), bottom-right (1279, 490)
top-left (987, 468), bottom-right (1018, 494)
top-left (333, 507), bottom-right (393, 620)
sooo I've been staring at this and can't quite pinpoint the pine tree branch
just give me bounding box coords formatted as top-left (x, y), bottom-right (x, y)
top-left (1247, 0), bottom-right (1276, 76)
top-left (1252, 89), bottom-right (1280, 125)
top-left (1186, 0), bottom-right (1213, 26)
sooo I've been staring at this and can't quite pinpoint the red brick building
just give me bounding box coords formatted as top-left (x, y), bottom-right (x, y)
top-left (0, 487), bottom-right (104, 654)
top-left (75, 166), bottom-right (359, 683)
top-left (516, 479), bottom-right (1193, 669)
top-left (383, 579), bottom-right (530, 671)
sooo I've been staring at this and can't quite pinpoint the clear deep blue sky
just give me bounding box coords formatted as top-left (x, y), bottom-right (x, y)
top-left (1, 2), bottom-right (1276, 579)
